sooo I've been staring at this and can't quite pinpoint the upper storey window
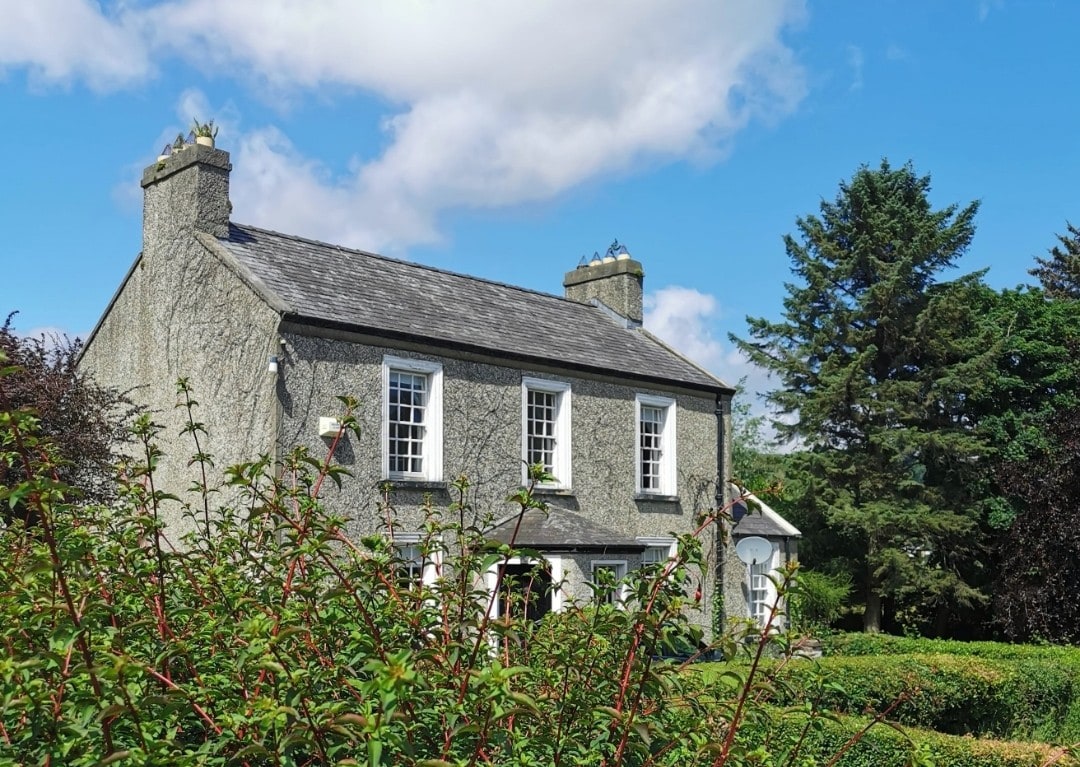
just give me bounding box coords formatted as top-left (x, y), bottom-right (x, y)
top-left (522, 377), bottom-right (572, 488)
top-left (635, 394), bottom-right (676, 496)
top-left (382, 356), bottom-right (443, 481)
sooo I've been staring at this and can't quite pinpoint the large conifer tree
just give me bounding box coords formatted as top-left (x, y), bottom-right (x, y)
top-left (732, 161), bottom-right (996, 632)
top-left (1030, 222), bottom-right (1080, 299)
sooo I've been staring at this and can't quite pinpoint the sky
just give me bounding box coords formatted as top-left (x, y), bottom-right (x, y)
top-left (2, 0), bottom-right (1078, 415)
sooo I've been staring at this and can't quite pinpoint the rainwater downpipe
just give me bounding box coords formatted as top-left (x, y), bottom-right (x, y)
top-left (715, 392), bottom-right (730, 629)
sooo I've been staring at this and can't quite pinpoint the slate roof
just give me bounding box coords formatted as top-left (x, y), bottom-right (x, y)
top-left (214, 224), bottom-right (728, 392)
top-left (731, 489), bottom-right (802, 539)
top-left (486, 508), bottom-right (646, 552)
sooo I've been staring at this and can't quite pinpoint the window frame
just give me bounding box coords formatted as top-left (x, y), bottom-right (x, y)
top-left (382, 356), bottom-right (443, 482)
top-left (392, 532), bottom-right (443, 590)
top-left (590, 559), bottom-right (630, 606)
top-left (635, 394), bottom-right (677, 496)
top-left (745, 541), bottom-right (781, 628)
top-left (521, 377), bottom-right (572, 489)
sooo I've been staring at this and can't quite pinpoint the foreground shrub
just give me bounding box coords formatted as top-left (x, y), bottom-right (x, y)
top-left (1, 367), bottom-right (858, 766)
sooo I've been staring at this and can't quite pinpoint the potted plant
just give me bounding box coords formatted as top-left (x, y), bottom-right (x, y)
top-left (192, 118), bottom-right (218, 147)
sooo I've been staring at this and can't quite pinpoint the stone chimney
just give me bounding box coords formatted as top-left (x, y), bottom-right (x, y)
top-left (140, 142), bottom-right (232, 257)
top-left (563, 241), bottom-right (644, 325)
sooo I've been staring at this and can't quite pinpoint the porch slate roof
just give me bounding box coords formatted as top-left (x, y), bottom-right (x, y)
top-left (485, 507), bottom-right (646, 552)
top-left (730, 490), bottom-right (802, 539)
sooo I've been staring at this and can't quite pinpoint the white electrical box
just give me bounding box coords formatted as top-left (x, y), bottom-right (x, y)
top-left (318, 417), bottom-right (342, 437)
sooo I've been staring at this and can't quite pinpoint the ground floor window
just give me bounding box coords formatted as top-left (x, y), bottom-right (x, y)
top-left (392, 534), bottom-right (441, 590)
top-left (590, 560), bottom-right (629, 606)
top-left (745, 541), bottom-right (780, 627)
top-left (637, 537), bottom-right (677, 573)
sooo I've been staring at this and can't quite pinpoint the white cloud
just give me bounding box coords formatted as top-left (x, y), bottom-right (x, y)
top-left (643, 285), bottom-right (777, 400)
top-left (15, 326), bottom-right (80, 350)
top-left (2, 1), bottom-right (807, 252)
top-left (978, 0), bottom-right (1004, 21)
top-left (0, 0), bottom-right (151, 88)
top-left (644, 286), bottom-right (727, 373)
top-left (847, 44), bottom-right (864, 91)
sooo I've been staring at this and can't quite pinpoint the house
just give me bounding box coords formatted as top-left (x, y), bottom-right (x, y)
top-left (728, 487), bottom-right (802, 629)
top-left (80, 139), bottom-right (799, 633)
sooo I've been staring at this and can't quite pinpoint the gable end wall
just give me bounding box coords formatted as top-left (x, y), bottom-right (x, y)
top-left (80, 240), bottom-right (281, 534)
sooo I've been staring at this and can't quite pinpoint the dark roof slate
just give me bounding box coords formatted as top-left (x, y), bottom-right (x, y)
top-left (486, 508), bottom-right (646, 552)
top-left (216, 224), bottom-right (727, 391)
top-left (731, 496), bottom-right (800, 539)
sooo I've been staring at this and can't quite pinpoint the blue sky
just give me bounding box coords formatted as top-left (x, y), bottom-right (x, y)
top-left (2, 0), bottom-right (1077, 403)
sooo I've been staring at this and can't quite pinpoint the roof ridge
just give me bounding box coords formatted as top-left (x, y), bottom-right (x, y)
top-left (229, 221), bottom-right (594, 310)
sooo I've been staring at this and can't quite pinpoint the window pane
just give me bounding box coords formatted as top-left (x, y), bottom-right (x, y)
top-left (640, 405), bottom-right (664, 491)
top-left (591, 562), bottom-right (627, 606)
top-left (527, 389), bottom-right (558, 472)
top-left (395, 542), bottom-right (424, 589)
top-left (642, 545), bottom-right (669, 566)
top-left (389, 371), bottom-right (427, 475)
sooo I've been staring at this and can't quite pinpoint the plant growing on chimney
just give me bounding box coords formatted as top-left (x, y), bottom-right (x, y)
top-left (192, 118), bottom-right (218, 140)
top-left (171, 132), bottom-right (186, 151)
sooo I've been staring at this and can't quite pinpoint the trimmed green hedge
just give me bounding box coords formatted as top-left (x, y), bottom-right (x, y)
top-left (770, 653), bottom-right (1080, 743)
top-left (740, 706), bottom-right (1079, 767)
top-left (822, 633), bottom-right (1080, 664)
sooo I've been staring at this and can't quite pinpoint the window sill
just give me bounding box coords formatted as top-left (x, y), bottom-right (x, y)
top-left (634, 493), bottom-right (680, 503)
top-left (381, 479), bottom-right (449, 492)
top-left (533, 486), bottom-right (575, 497)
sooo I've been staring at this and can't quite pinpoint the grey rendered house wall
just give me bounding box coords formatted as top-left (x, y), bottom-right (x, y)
top-left (274, 328), bottom-right (722, 627)
top-left (80, 150), bottom-right (281, 535)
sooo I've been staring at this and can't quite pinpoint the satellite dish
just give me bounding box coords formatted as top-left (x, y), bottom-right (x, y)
top-left (735, 536), bottom-right (772, 566)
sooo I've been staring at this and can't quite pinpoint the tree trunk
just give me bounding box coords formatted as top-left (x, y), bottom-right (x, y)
top-left (864, 589), bottom-right (882, 633)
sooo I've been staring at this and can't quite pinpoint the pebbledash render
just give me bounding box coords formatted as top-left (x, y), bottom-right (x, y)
top-left (80, 139), bottom-right (799, 633)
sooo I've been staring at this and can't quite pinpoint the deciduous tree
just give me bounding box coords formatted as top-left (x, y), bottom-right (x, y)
top-left (994, 394), bottom-right (1080, 643)
top-left (0, 313), bottom-right (129, 524)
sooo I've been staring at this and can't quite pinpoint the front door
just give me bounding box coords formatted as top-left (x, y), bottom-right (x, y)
top-left (497, 562), bottom-right (553, 622)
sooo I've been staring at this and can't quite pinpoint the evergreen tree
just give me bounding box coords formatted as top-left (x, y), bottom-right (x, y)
top-left (1030, 222), bottom-right (1080, 299)
top-left (729, 389), bottom-right (784, 493)
top-left (732, 161), bottom-right (997, 633)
